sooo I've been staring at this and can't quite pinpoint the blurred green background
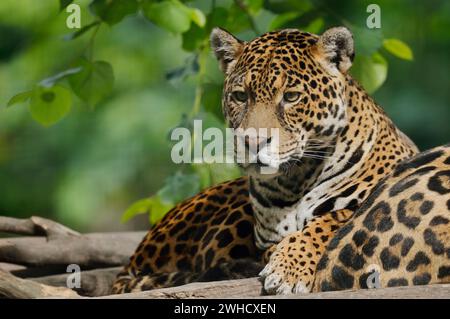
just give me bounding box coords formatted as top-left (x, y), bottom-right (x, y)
top-left (0, 0), bottom-right (449, 232)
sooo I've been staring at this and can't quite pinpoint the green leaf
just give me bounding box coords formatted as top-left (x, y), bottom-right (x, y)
top-left (89, 0), bottom-right (138, 25)
top-left (122, 171), bottom-right (201, 224)
top-left (143, 0), bottom-right (192, 34)
top-left (69, 59), bottom-right (114, 107)
top-left (351, 53), bottom-right (388, 94)
top-left (352, 27), bottom-right (383, 56)
top-left (121, 198), bottom-right (153, 223)
top-left (157, 171), bottom-right (200, 204)
top-left (189, 8), bottom-right (206, 28)
top-left (39, 67), bottom-right (83, 87)
top-left (64, 20), bottom-right (101, 40)
top-left (60, 0), bottom-right (73, 12)
top-left (7, 90), bottom-right (32, 108)
top-left (383, 38), bottom-right (413, 61)
top-left (29, 85), bottom-right (72, 126)
top-left (269, 12), bottom-right (300, 30)
top-left (121, 195), bottom-right (174, 224)
top-left (148, 195), bottom-right (174, 224)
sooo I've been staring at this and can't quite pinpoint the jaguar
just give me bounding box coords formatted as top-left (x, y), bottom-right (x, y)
top-left (112, 26), bottom-right (449, 295)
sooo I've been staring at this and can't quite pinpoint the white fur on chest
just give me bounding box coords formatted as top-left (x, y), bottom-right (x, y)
top-left (254, 129), bottom-right (376, 248)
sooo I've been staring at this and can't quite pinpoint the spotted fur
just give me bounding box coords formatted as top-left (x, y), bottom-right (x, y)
top-left (111, 27), bottom-right (447, 295)
top-left (112, 178), bottom-right (262, 293)
top-left (313, 145), bottom-right (450, 291)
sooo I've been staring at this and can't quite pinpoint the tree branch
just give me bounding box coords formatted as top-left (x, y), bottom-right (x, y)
top-left (32, 267), bottom-right (122, 297)
top-left (0, 262), bottom-right (27, 273)
top-left (0, 269), bottom-right (80, 299)
top-left (1, 216), bottom-right (448, 299)
top-left (0, 232), bottom-right (146, 268)
top-left (98, 277), bottom-right (450, 299)
top-left (0, 216), bottom-right (80, 238)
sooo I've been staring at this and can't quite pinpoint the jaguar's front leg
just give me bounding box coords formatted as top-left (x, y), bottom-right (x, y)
top-left (260, 209), bottom-right (353, 295)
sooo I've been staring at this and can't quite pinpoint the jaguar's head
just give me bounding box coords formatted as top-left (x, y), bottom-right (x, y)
top-left (211, 27), bottom-right (354, 175)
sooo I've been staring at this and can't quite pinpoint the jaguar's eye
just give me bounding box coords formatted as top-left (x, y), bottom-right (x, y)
top-left (283, 91), bottom-right (301, 103)
top-left (231, 90), bottom-right (248, 103)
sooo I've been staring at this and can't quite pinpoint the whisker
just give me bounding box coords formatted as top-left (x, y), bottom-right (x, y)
top-left (307, 138), bottom-right (335, 142)
top-left (304, 147), bottom-right (335, 151)
top-left (304, 150), bottom-right (335, 155)
top-left (303, 151), bottom-right (336, 157)
top-left (305, 142), bottom-right (335, 147)
top-left (302, 153), bottom-right (332, 159)
top-left (305, 146), bottom-right (335, 150)
top-left (305, 146), bottom-right (334, 150)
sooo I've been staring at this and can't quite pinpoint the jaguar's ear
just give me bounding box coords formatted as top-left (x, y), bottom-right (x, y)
top-left (315, 27), bottom-right (354, 73)
top-left (210, 27), bottom-right (245, 74)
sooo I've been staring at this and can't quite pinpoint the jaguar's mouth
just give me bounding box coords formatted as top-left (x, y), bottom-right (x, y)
top-left (239, 157), bottom-right (304, 177)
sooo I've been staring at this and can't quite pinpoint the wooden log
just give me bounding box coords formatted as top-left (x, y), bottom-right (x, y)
top-left (0, 216), bottom-right (80, 238)
top-left (98, 277), bottom-right (450, 299)
top-left (278, 283), bottom-right (450, 299)
top-left (2, 269), bottom-right (449, 299)
top-left (0, 262), bottom-right (27, 273)
top-left (0, 232), bottom-right (146, 268)
top-left (102, 277), bottom-right (264, 299)
top-left (1, 216), bottom-right (448, 299)
top-left (0, 270), bottom-right (80, 299)
top-left (32, 267), bottom-right (122, 297)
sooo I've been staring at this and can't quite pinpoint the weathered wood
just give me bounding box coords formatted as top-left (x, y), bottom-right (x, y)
top-left (100, 278), bottom-right (263, 299)
top-left (98, 277), bottom-right (450, 299)
top-left (33, 267), bottom-right (122, 297)
top-left (0, 216), bottom-right (448, 299)
top-left (0, 216), bottom-right (80, 238)
top-left (1, 262), bottom-right (68, 278)
top-left (2, 267), bottom-right (449, 299)
top-left (0, 232), bottom-right (146, 268)
top-left (0, 270), bottom-right (79, 299)
top-left (0, 262), bottom-right (27, 273)
top-left (277, 283), bottom-right (450, 299)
